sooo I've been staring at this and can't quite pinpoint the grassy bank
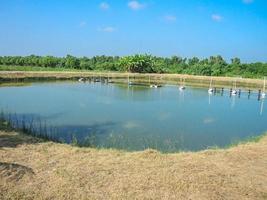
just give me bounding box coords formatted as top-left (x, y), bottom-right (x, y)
top-left (0, 65), bottom-right (80, 72)
top-left (1, 121), bottom-right (267, 199)
top-left (0, 70), bottom-right (265, 89)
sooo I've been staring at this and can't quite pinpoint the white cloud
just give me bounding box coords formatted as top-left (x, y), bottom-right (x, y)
top-left (79, 21), bottom-right (87, 27)
top-left (211, 14), bottom-right (223, 22)
top-left (164, 15), bottom-right (177, 22)
top-left (242, 0), bottom-right (254, 4)
top-left (128, 1), bottom-right (146, 10)
top-left (98, 26), bottom-right (116, 32)
top-left (100, 2), bottom-right (110, 10)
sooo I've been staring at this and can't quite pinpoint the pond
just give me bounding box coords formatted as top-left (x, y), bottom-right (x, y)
top-left (0, 81), bottom-right (266, 152)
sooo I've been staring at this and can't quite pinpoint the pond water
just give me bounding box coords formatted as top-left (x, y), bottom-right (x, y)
top-left (0, 81), bottom-right (266, 152)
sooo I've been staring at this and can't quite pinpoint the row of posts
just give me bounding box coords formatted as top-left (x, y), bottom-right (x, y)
top-left (79, 77), bottom-right (111, 84)
top-left (209, 87), bottom-right (263, 101)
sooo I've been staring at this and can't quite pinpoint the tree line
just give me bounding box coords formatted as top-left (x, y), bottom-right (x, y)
top-left (0, 54), bottom-right (266, 78)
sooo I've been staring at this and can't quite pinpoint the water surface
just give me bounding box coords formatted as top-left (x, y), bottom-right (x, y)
top-left (0, 81), bottom-right (266, 152)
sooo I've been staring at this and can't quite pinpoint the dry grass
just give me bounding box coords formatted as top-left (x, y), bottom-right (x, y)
top-left (1, 130), bottom-right (267, 200)
top-left (0, 71), bottom-right (265, 89)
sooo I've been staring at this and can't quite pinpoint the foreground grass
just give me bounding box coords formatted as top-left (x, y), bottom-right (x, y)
top-left (1, 129), bottom-right (267, 200)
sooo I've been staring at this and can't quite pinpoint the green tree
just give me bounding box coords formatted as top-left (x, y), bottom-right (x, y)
top-left (65, 55), bottom-right (80, 69)
top-left (119, 54), bottom-right (155, 73)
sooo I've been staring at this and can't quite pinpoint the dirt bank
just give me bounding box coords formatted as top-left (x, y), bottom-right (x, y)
top-left (0, 71), bottom-right (265, 89)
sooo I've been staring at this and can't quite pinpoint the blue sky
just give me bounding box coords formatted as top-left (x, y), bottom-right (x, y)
top-left (0, 0), bottom-right (267, 62)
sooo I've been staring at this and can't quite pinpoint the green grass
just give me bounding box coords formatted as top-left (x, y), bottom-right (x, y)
top-left (226, 133), bottom-right (267, 148)
top-left (0, 65), bottom-right (82, 72)
top-left (0, 65), bottom-right (119, 73)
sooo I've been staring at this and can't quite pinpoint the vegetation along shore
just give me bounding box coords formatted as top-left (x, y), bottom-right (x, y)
top-left (0, 54), bottom-right (266, 78)
top-left (1, 54), bottom-right (266, 89)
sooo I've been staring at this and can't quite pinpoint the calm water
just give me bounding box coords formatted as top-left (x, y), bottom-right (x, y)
top-left (0, 81), bottom-right (266, 152)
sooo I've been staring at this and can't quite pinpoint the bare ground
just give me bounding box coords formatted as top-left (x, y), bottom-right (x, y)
top-left (0, 130), bottom-right (267, 200)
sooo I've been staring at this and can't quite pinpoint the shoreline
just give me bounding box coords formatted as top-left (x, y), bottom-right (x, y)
top-left (1, 128), bottom-right (267, 199)
top-left (1, 115), bottom-right (266, 153)
top-left (0, 70), bottom-right (265, 89)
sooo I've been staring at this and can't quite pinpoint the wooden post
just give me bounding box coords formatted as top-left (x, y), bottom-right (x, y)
top-left (258, 90), bottom-right (261, 101)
